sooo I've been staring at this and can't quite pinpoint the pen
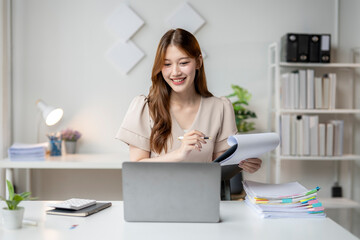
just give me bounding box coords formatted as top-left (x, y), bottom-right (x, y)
top-left (177, 136), bottom-right (212, 140)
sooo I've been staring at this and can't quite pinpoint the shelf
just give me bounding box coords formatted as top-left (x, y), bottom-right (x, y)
top-left (277, 109), bottom-right (360, 114)
top-left (279, 62), bottom-right (360, 68)
top-left (279, 154), bottom-right (360, 161)
top-left (321, 197), bottom-right (360, 209)
top-left (0, 153), bottom-right (128, 169)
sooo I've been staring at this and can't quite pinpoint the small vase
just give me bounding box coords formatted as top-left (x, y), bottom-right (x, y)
top-left (65, 141), bottom-right (77, 154)
top-left (1, 207), bottom-right (25, 229)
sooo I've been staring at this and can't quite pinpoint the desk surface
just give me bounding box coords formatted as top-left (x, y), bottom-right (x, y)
top-left (0, 201), bottom-right (357, 240)
top-left (0, 153), bottom-right (128, 169)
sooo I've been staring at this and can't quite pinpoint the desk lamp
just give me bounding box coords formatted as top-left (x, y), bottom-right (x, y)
top-left (36, 99), bottom-right (63, 126)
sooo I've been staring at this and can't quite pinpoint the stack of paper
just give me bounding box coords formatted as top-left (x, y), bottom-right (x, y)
top-left (243, 180), bottom-right (326, 218)
top-left (8, 143), bottom-right (48, 161)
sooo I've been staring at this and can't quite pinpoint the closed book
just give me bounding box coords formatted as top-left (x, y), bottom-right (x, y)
top-left (320, 34), bottom-right (331, 63)
top-left (329, 73), bottom-right (337, 109)
top-left (290, 115), bottom-right (297, 155)
top-left (296, 115), bottom-right (303, 156)
top-left (281, 115), bottom-right (291, 155)
top-left (293, 72), bottom-right (300, 109)
top-left (309, 35), bottom-right (321, 62)
top-left (281, 33), bottom-right (298, 62)
top-left (302, 115), bottom-right (310, 156)
top-left (289, 73), bottom-right (296, 109)
top-left (315, 77), bottom-right (323, 109)
top-left (322, 74), bottom-right (330, 109)
top-left (46, 202), bottom-right (112, 217)
top-left (319, 124), bottom-right (326, 156)
top-left (299, 70), bottom-right (307, 109)
top-left (330, 120), bottom-right (344, 156)
top-left (281, 73), bottom-right (290, 109)
top-left (309, 116), bottom-right (319, 156)
top-left (307, 69), bottom-right (315, 109)
top-left (326, 123), bottom-right (334, 156)
top-left (298, 34), bottom-right (310, 62)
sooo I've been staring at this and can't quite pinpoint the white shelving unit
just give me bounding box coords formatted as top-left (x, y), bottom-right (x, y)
top-left (267, 42), bottom-right (360, 208)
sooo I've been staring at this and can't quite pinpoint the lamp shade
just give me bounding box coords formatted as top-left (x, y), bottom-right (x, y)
top-left (36, 99), bottom-right (63, 126)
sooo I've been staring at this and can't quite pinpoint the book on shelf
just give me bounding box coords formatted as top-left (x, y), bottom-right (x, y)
top-left (306, 69), bottom-right (315, 109)
top-left (281, 33), bottom-right (331, 63)
top-left (322, 75), bottom-right (330, 109)
top-left (309, 116), bottom-right (319, 156)
top-left (302, 115), bottom-right (310, 156)
top-left (280, 70), bottom-right (336, 110)
top-left (298, 70), bottom-right (307, 109)
top-left (280, 115), bottom-right (344, 157)
top-left (290, 115), bottom-right (297, 155)
top-left (320, 34), bottom-right (331, 63)
top-left (326, 123), bottom-right (334, 156)
top-left (329, 73), bottom-right (337, 109)
top-left (296, 115), bottom-right (303, 156)
top-left (315, 77), bottom-right (323, 109)
top-left (331, 120), bottom-right (344, 156)
top-left (281, 115), bottom-right (291, 156)
top-left (8, 142), bottom-right (48, 161)
top-left (319, 123), bottom-right (326, 156)
top-left (243, 180), bottom-right (325, 219)
top-left (309, 34), bottom-right (321, 62)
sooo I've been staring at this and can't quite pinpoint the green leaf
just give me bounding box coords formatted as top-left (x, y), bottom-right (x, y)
top-left (6, 180), bottom-right (14, 201)
top-left (228, 84), bottom-right (256, 133)
top-left (20, 192), bottom-right (31, 200)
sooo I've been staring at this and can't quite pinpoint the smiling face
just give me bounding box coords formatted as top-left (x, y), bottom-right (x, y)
top-left (161, 45), bottom-right (201, 95)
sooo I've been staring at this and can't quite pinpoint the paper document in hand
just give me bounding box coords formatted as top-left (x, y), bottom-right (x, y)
top-left (214, 133), bottom-right (280, 166)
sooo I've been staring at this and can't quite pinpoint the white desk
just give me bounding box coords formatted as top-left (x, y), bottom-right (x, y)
top-left (0, 201), bottom-right (357, 240)
top-left (0, 153), bottom-right (128, 196)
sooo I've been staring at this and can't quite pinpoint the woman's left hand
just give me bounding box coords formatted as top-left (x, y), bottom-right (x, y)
top-left (238, 158), bottom-right (262, 173)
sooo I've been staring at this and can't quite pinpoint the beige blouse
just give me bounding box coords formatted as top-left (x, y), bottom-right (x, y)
top-left (116, 95), bottom-right (237, 162)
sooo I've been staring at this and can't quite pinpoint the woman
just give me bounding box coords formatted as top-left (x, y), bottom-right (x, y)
top-left (116, 28), bottom-right (261, 173)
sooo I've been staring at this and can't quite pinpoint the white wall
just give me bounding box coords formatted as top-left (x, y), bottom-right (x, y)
top-left (8, 0), bottom-right (360, 200)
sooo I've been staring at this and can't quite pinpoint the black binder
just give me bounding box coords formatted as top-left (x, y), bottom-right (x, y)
top-left (309, 34), bottom-right (321, 62)
top-left (320, 34), bottom-right (331, 63)
top-left (298, 34), bottom-right (310, 62)
top-left (281, 33), bottom-right (298, 62)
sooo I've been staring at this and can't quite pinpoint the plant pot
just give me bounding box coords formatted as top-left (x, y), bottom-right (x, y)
top-left (65, 141), bottom-right (77, 154)
top-left (1, 207), bottom-right (25, 229)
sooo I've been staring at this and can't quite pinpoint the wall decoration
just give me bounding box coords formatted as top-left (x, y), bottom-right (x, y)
top-left (167, 2), bottom-right (207, 59)
top-left (106, 40), bottom-right (145, 75)
top-left (105, 4), bottom-right (145, 74)
top-left (105, 4), bottom-right (144, 42)
top-left (167, 2), bottom-right (205, 34)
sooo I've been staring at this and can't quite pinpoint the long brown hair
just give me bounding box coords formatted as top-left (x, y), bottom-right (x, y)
top-left (147, 28), bottom-right (213, 154)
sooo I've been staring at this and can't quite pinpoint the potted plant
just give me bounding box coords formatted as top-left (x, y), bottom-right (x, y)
top-left (226, 84), bottom-right (257, 133)
top-left (226, 84), bottom-right (257, 195)
top-left (61, 128), bottom-right (82, 154)
top-left (0, 180), bottom-right (33, 229)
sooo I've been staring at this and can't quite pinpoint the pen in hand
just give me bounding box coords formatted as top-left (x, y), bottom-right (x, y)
top-left (177, 136), bottom-right (212, 140)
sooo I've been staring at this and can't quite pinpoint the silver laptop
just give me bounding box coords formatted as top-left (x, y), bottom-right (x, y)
top-left (122, 162), bottom-right (221, 223)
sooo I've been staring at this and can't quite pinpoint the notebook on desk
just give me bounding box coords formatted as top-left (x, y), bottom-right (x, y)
top-left (122, 162), bottom-right (221, 223)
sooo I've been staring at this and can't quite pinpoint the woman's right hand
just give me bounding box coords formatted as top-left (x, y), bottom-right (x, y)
top-left (176, 130), bottom-right (207, 160)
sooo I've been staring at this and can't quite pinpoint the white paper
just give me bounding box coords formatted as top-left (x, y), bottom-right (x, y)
top-left (220, 133), bottom-right (280, 166)
top-left (243, 180), bottom-right (308, 199)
